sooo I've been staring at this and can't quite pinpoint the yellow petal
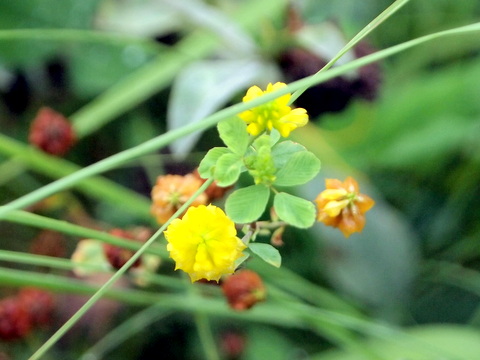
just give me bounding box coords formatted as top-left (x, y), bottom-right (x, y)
top-left (243, 85), bottom-right (263, 102)
top-left (320, 188), bottom-right (348, 200)
top-left (323, 199), bottom-right (349, 217)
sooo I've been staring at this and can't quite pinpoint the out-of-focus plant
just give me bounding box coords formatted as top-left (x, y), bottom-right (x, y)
top-left (0, 0), bottom-right (480, 359)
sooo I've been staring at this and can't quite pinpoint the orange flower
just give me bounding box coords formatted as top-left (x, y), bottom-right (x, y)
top-left (151, 174), bottom-right (208, 224)
top-left (315, 177), bottom-right (375, 237)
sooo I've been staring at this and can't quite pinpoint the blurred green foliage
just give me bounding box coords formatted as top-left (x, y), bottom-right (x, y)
top-left (1, 0), bottom-right (480, 359)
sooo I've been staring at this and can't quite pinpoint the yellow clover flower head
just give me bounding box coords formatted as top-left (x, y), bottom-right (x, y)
top-left (164, 204), bottom-right (247, 282)
top-left (238, 82), bottom-right (309, 137)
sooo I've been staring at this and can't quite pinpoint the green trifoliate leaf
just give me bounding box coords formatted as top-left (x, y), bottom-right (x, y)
top-left (274, 151), bottom-right (321, 187)
top-left (274, 192), bottom-right (316, 228)
top-left (271, 141), bottom-right (306, 168)
top-left (198, 147), bottom-right (232, 178)
top-left (249, 243), bottom-right (281, 268)
top-left (214, 153), bottom-right (242, 186)
top-left (226, 184), bottom-right (270, 223)
top-left (217, 117), bottom-right (249, 155)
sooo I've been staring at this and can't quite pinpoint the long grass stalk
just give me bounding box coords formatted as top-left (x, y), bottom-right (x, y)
top-left (290, 0), bottom-right (411, 103)
top-left (80, 307), bottom-right (173, 360)
top-left (3, 210), bottom-right (166, 257)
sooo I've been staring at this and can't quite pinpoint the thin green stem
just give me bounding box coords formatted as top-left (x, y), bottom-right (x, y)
top-left (194, 312), bottom-right (221, 360)
top-left (290, 0), bottom-right (410, 103)
top-left (251, 258), bottom-right (361, 316)
top-left (0, 28), bottom-right (164, 50)
top-left (3, 210), bottom-right (166, 257)
top-left (28, 178), bottom-right (213, 360)
top-left (0, 157), bottom-right (26, 186)
top-left (185, 275), bottom-right (221, 360)
top-left (0, 250), bottom-right (105, 273)
top-left (80, 307), bottom-right (173, 360)
top-left (3, 264), bottom-right (445, 357)
top-left (0, 266), bottom-right (162, 305)
top-left (266, 284), bottom-right (378, 358)
top-left (0, 133), bottom-right (152, 220)
top-left (0, 250), bottom-right (185, 290)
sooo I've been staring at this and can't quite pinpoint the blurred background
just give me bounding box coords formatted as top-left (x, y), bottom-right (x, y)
top-left (1, 0), bottom-right (480, 359)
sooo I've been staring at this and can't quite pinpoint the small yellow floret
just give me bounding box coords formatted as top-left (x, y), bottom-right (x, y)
top-left (315, 177), bottom-right (375, 238)
top-left (238, 82), bottom-right (308, 137)
top-left (164, 205), bottom-right (246, 282)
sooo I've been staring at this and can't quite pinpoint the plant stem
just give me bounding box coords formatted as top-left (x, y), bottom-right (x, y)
top-left (0, 133), bottom-right (152, 220)
top-left (3, 210), bottom-right (166, 257)
top-left (194, 312), bottom-right (221, 360)
top-left (185, 275), bottom-right (221, 360)
top-left (80, 307), bottom-right (173, 360)
top-left (0, 250), bottom-right (185, 290)
top-left (0, 157), bottom-right (26, 186)
top-left (250, 258), bottom-right (361, 316)
top-left (290, 0), bottom-right (411, 103)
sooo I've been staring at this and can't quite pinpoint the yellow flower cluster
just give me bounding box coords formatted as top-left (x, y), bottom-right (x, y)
top-left (238, 82), bottom-right (308, 137)
top-left (164, 205), bottom-right (246, 282)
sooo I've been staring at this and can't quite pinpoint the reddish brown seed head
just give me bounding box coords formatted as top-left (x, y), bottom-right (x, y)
top-left (103, 229), bottom-right (142, 270)
top-left (18, 288), bottom-right (55, 326)
top-left (29, 106), bottom-right (76, 156)
top-left (221, 270), bottom-right (266, 311)
top-left (0, 297), bottom-right (31, 341)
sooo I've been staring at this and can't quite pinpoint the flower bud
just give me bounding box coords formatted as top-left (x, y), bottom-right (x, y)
top-left (221, 331), bottom-right (246, 359)
top-left (0, 297), bottom-right (31, 341)
top-left (222, 270), bottom-right (266, 310)
top-left (30, 230), bottom-right (66, 259)
top-left (29, 107), bottom-right (76, 156)
top-left (18, 288), bottom-right (55, 327)
top-left (103, 229), bottom-right (142, 270)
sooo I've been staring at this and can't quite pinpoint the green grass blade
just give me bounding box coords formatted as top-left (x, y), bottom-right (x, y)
top-left (290, 0), bottom-right (411, 103)
top-left (1, 211), bottom-right (166, 256)
top-left (0, 133), bottom-right (152, 219)
top-left (81, 307), bottom-right (173, 360)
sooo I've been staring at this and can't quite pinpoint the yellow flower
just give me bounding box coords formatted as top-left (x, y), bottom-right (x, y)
top-left (164, 205), bottom-right (247, 282)
top-left (238, 82), bottom-right (308, 137)
top-left (315, 177), bottom-right (375, 238)
top-left (151, 174), bottom-right (208, 225)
